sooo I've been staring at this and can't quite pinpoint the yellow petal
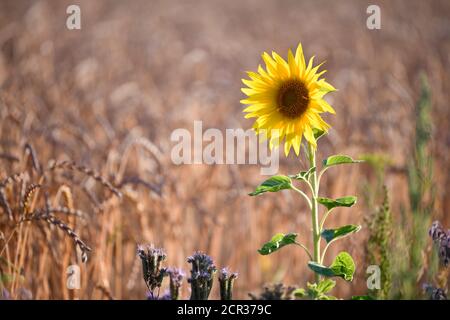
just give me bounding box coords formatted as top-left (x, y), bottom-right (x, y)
top-left (242, 78), bottom-right (268, 90)
top-left (246, 71), bottom-right (267, 84)
top-left (318, 79), bottom-right (337, 92)
top-left (305, 55), bottom-right (316, 74)
top-left (243, 103), bottom-right (274, 113)
top-left (305, 62), bottom-right (325, 83)
top-left (284, 138), bottom-right (292, 156)
top-left (303, 125), bottom-right (316, 147)
top-left (316, 99), bottom-right (336, 114)
top-left (292, 133), bottom-right (302, 156)
top-left (262, 52), bottom-right (278, 76)
top-left (241, 87), bottom-right (258, 95)
top-left (257, 65), bottom-right (274, 83)
top-left (272, 51), bottom-right (289, 78)
top-left (306, 112), bottom-right (330, 131)
top-left (287, 49), bottom-right (298, 78)
top-left (295, 43), bottom-right (306, 70)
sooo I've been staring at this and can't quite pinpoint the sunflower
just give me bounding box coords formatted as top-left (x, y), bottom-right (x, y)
top-left (241, 43), bottom-right (336, 156)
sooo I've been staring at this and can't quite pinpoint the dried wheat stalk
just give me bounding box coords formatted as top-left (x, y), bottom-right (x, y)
top-left (0, 172), bottom-right (26, 187)
top-left (20, 210), bottom-right (91, 263)
top-left (20, 183), bottom-right (41, 215)
top-left (47, 160), bottom-right (122, 199)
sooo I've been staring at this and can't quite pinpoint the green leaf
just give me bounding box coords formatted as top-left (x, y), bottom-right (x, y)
top-left (290, 167), bottom-right (316, 181)
top-left (313, 128), bottom-right (327, 141)
top-left (308, 252), bottom-right (356, 281)
top-left (317, 196), bottom-right (357, 210)
top-left (351, 295), bottom-right (375, 300)
top-left (317, 279), bottom-right (336, 294)
top-left (322, 155), bottom-right (363, 168)
top-left (257, 233), bottom-right (298, 255)
top-left (329, 252), bottom-right (356, 281)
top-left (294, 281), bottom-right (337, 300)
top-left (249, 175), bottom-right (292, 196)
top-left (321, 225), bottom-right (361, 243)
top-left (293, 288), bottom-right (306, 298)
top-left (307, 262), bottom-right (336, 277)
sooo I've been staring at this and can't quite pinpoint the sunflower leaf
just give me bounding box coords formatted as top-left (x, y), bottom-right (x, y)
top-left (294, 280), bottom-right (337, 300)
top-left (313, 128), bottom-right (327, 141)
top-left (249, 175), bottom-right (292, 196)
top-left (330, 252), bottom-right (355, 281)
top-left (322, 155), bottom-right (363, 168)
top-left (308, 252), bottom-right (355, 281)
top-left (258, 233), bottom-right (298, 255)
top-left (290, 167), bottom-right (316, 181)
top-left (317, 196), bottom-right (357, 210)
top-left (317, 279), bottom-right (336, 294)
top-left (307, 262), bottom-right (336, 277)
top-left (321, 225), bottom-right (361, 243)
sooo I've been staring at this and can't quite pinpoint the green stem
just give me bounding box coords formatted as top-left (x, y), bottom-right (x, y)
top-left (320, 241), bottom-right (333, 264)
top-left (308, 143), bottom-right (321, 283)
top-left (295, 242), bottom-right (313, 260)
top-left (319, 208), bottom-right (334, 231)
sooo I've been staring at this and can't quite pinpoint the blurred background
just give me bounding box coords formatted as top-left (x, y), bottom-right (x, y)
top-left (0, 0), bottom-right (448, 299)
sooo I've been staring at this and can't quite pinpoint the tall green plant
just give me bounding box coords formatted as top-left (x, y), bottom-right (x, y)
top-left (250, 132), bottom-right (362, 299)
top-left (365, 185), bottom-right (392, 299)
top-left (241, 43), bottom-right (363, 299)
top-left (359, 153), bottom-right (393, 299)
top-left (392, 74), bottom-right (436, 299)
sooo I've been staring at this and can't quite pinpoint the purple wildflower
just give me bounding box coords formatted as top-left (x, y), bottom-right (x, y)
top-left (429, 221), bottom-right (450, 267)
top-left (137, 244), bottom-right (168, 297)
top-left (187, 252), bottom-right (216, 300)
top-left (218, 267), bottom-right (238, 300)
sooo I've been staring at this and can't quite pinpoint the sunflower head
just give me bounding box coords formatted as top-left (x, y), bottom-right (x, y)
top-left (241, 43), bottom-right (336, 156)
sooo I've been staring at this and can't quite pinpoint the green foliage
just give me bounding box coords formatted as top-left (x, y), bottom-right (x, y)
top-left (249, 175), bottom-right (292, 196)
top-left (308, 262), bottom-right (336, 278)
top-left (290, 166), bottom-right (316, 181)
top-left (359, 153), bottom-right (393, 178)
top-left (250, 117), bottom-right (362, 299)
top-left (322, 155), bottom-right (363, 168)
top-left (317, 196), bottom-right (357, 210)
top-left (308, 252), bottom-right (356, 281)
top-left (362, 74), bottom-right (438, 300)
top-left (258, 233), bottom-right (298, 255)
top-left (407, 74), bottom-right (435, 268)
top-left (313, 128), bottom-right (327, 141)
top-left (394, 74), bottom-right (436, 299)
top-left (293, 279), bottom-right (337, 300)
top-left (365, 186), bottom-right (392, 299)
top-left (321, 225), bottom-right (361, 243)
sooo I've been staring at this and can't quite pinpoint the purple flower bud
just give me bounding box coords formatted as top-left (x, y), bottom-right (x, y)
top-left (429, 221), bottom-right (450, 267)
top-left (219, 267), bottom-right (238, 300)
top-left (167, 268), bottom-right (185, 300)
top-left (187, 252), bottom-right (216, 300)
top-left (137, 244), bottom-right (168, 296)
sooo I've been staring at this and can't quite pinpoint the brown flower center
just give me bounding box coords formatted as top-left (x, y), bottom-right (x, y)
top-left (277, 79), bottom-right (309, 118)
